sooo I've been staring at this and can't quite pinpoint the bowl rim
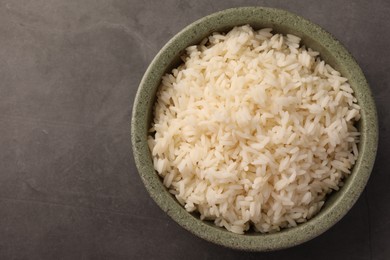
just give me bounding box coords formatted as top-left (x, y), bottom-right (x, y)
top-left (131, 6), bottom-right (378, 251)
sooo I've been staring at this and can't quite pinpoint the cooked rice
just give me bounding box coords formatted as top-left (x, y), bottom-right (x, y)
top-left (148, 25), bottom-right (360, 234)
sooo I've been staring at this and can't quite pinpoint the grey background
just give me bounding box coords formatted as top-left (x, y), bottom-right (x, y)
top-left (0, 0), bottom-right (388, 259)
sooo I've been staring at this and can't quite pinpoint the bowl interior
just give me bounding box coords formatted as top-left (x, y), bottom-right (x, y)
top-left (132, 7), bottom-right (378, 251)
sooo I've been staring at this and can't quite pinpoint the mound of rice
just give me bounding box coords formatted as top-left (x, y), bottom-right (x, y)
top-left (148, 25), bottom-right (360, 234)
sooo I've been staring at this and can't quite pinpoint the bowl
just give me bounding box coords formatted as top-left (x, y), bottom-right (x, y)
top-left (131, 7), bottom-right (378, 251)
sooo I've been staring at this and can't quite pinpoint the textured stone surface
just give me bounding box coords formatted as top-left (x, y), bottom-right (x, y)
top-left (0, 0), bottom-right (389, 258)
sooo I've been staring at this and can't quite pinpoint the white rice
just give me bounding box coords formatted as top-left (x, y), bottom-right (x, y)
top-left (148, 25), bottom-right (360, 234)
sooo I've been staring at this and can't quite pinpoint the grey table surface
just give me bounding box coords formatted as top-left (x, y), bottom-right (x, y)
top-left (0, 0), bottom-right (389, 259)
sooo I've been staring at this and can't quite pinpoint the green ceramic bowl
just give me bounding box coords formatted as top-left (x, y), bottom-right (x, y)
top-left (131, 7), bottom-right (378, 251)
